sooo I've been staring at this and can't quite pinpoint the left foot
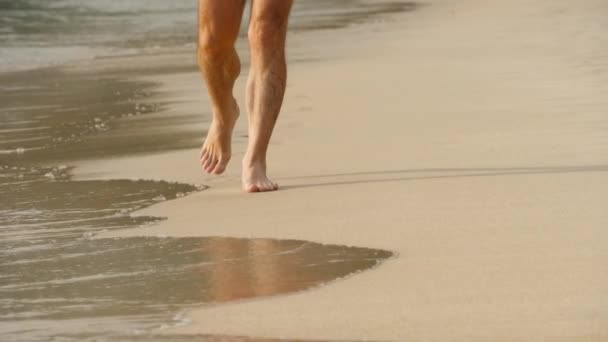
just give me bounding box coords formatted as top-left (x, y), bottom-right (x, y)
top-left (199, 99), bottom-right (239, 174)
top-left (241, 159), bottom-right (278, 193)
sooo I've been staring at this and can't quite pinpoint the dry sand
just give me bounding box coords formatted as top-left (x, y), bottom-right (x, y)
top-left (78, 0), bottom-right (608, 340)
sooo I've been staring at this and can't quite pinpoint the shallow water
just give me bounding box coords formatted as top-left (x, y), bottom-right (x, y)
top-left (0, 0), bottom-right (417, 72)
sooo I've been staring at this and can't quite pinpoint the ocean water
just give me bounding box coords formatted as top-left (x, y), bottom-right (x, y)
top-left (0, 0), bottom-right (416, 72)
top-left (0, 0), bottom-right (193, 71)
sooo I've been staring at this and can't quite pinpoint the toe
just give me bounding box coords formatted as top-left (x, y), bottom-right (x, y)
top-left (201, 155), bottom-right (212, 171)
top-left (212, 164), bottom-right (225, 175)
top-left (200, 153), bottom-right (209, 169)
top-left (212, 155), bottom-right (230, 175)
top-left (211, 162), bottom-right (226, 175)
top-left (206, 158), bottom-right (219, 174)
top-left (264, 180), bottom-right (278, 192)
top-left (260, 181), bottom-right (274, 192)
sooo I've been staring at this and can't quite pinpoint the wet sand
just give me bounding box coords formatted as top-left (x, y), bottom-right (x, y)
top-left (2, 234), bottom-right (389, 340)
top-left (0, 72), bottom-right (392, 340)
top-left (79, 0), bottom-right (608, 340)
top-left (1, 2), bottom-right (415, 340)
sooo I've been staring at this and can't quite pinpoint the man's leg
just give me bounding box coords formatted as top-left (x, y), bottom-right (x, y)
top-left (198, 0), bottom-right (246, 174)
top-left (243, 0), bottom-right (293, 192)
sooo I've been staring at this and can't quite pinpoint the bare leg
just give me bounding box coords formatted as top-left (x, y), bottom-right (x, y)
top-left (198, 0), bottom-right (246, 174)
top-left (243, 0), bottom-right (293, 192)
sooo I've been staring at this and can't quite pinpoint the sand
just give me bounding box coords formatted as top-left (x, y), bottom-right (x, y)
top-left (78, 0), bottom-right (608, 340)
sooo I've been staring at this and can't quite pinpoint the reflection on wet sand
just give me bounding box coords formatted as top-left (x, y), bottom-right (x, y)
top-left (1, 236), bottom-right (391, 340)
top-left (205, 238), bottom-right (392, 303)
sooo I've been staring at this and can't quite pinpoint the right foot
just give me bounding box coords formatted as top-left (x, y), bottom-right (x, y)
top-left (200, 100), bottom-right (239, 174)
top-left (241, 160), bottom-right (278, 193)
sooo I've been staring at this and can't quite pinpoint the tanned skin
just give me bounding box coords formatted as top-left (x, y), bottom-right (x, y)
top-left (198, 0), bottom-right (293, 192)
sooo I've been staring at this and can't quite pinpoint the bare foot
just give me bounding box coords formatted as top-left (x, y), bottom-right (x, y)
top-left (200, 100), bottom-right (239, 174)
top-left (241, 159), bottom-right (278, 193)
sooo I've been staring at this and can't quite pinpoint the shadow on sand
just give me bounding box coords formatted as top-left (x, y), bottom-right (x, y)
top-left (280, 165), bottom-right (608, 190)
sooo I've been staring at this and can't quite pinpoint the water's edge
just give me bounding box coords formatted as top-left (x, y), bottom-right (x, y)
top-left (0, 2), bottom-right (417, 340)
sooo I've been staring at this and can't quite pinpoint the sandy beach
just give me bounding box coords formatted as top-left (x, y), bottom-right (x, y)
top-left (68, 0), bottom-right (608, 340)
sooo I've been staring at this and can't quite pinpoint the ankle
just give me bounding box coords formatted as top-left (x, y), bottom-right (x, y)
top-left (211, 118), bottom-right (231, 128)
top-left (212, 102), bottom-right (239, 125)
top-left (242, 154), bottom-right (265, 169)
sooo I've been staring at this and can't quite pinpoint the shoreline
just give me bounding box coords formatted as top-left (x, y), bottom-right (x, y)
top-left (0, 0), bottom-right (418, 75)
top-left (55, 0), bottom-right (608, 340)
top-left (90, 1), bottom-right (608, 341)
top-left (2, 3), bottom-right (419, 340)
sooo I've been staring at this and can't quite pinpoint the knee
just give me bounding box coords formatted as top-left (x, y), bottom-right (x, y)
top-left (197, 28), bottom-right (233, 62)
top-left (248, 17), bottom-right (286, 51)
